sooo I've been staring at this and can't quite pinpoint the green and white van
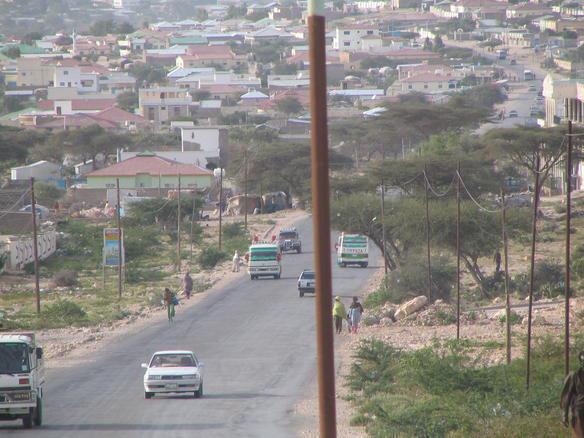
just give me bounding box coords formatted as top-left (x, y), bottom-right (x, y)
top-left (247, 243), bottom-right (282, 280)
top-left (336, 233), bottom-right (369, 268)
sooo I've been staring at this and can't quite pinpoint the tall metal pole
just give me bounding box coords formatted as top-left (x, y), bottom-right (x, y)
top-left (308, 2), bottom-right (337, 436)
top-left (177, 173), bottom-right (181, 272)
top-left (565, 121), bottom-right (573, 376)
top-left (380, 179), bottom-right (387, 276)
top-left (190, 196), bottom-right (196, 262)
top-left (424, 165), bottom-right (432, 302)
top-left (30, 178), bottom-right (41, 314)
top-left (456, 163), bottom-right (461, 339)
top-left (501, 188), bottom-right (511, 365)
top-left (116, 178), bottom-right (122, 299)
top-left (526, 154), bottom-right (541, 390)
top-left (219, 168), bottom-right (223, 251)
top-left (244, 148), bottom-right (248, 231)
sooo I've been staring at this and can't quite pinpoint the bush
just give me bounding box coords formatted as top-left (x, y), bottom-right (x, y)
top-left (52, 270), bottom-right (78, 287)
top-left (34, 182), bottom-right (65, 206)
top-left (222, 222), bottom-right (245, 239)
top-left (198, 247), bottom-right (227, 269)
top-left (42, 300), bottom-right (87, 326)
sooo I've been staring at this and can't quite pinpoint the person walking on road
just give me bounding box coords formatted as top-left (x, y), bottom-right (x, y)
top-left (232, 250), bottom-right (241, 272)
top-left (493, 250), bottom-right (502, 274)
top-left (348, 296), bottom-right (364, 334)
top-left (182, 272), bottom-right (193, 299)
top-left (561, 351), bottom-right (584, 438)
top-left (163, 288), bottom-right (176, 324)
top-left (333, 296), bottom-right (347, 335)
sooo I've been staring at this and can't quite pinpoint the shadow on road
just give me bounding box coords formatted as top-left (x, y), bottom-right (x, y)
top-left (202, 392), bottom-right (284, 400)
top-left (1, 423), bottom-right (223, 432)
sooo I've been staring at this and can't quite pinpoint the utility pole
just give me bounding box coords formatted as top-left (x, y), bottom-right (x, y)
top-left (424, 165), bottom-right (432, 302)
top-left (30, 178), bottom-right (41, 314)
top-left (190, 196), bottom-right (196, 262)
top-left (308, 0), bottom-right (337, 435)
top-left (244, 148), bottom-right (248, 231)
top-left (501, 188), bottom-right (511, 365)
top-left (177, 173), bottom-right (181, 272)
top-left (565, 120), bottom-right (573, 376)
top-left (456, 162), bottom-right (461, 340)
top-left (219, 167), bottom-right (223, 251)
top-left (116, 178), bottom-right (122, 299)
top-left (526, 154), bottom-right (541, 391)
top-left (380, 179), bottom-right (387, 276)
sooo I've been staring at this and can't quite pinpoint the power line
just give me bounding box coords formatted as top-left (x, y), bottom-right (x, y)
top-left (423, 172), bottom-right (456, 198)
top-left (457, 171), bottom-right (500, 214)
top-left (0, 188), bottom-right (32, 220)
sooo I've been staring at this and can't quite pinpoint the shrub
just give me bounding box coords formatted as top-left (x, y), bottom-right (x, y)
top-left (34, 182), bottom-right (65, 206)
top-left (52, 270), bottom-right (78, 287)
top-left (42, 300), bottom-right (87, 326)
top-left (198, 247), bottom-right (227, 269)
top-left (223, 222), bottom-right (245, 239)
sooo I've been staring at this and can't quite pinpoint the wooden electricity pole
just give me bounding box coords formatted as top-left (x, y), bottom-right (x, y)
top-left (526, 154), bottom-right (541, 390)
top-left (309, 0), bottom-right (337, 434)
top-left (30, 178), bottom-right (41, 314)
top-left (565, 120), bottom-right (573, 376)
top-left (116, 178), bottom-right (123, 299)
top-left (380, 179), bottom-right (387, 276)
top-left (456, 163), bottom-right (461, 339)
top-left (244, 148), bottom-right (248, 231)
top-left (501, 188), bottom-right (511, 365)
top-left (424, 165), bottom-right (432, 302)
top-left (219, 168), bottom-right (223, 251)
top-left (177, 173), bottom-right (181, 272)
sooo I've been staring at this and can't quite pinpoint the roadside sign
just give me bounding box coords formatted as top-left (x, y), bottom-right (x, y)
top-left (103, 228), bottom-right (124, 267)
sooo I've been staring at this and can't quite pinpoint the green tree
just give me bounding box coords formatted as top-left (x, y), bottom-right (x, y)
top-left (117, 22), bottom-right (135, 35)
top-left (128, 63), bottom-right (167, 87)
top-left (116, 91), bottom-right (139, 112)
top-left (195, 8), bottom-right (209, 21)
top-left (89, 19), bottom-right (116, 36)
top-left (276, 97), bottom-right (303, 115)
top-left (21, 32), bottom-right (42, 45)
top-left (3, 46), bottom-right (20, 59)
top-left (272, 62), bottom-right (297, 75)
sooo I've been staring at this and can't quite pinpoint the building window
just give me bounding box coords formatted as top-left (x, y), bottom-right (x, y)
top-left (106, 183), bottom-right (115, 188)
top-left (63, 70), bottom-right (69, 75)
top-left (60, 82), bottom-right (65, 86)
top-left (424, 84), bottom-right (428, 89)
top-left (344, 42), bottom-right (350, 46)
top-left (161, 106), bottom-right (166, 110)
top-left (438, 84), bottom-right (443, 89)
top-left (367, 30), bottom-right (374, 35)
top-left (21, 72), bottom-right (26, 76)
top-left (343, 31), bottom-right (350, 35)
top-left (408, 85), bottom-right (413, 90)
top-left (164, 184), bottom-right (174, 188)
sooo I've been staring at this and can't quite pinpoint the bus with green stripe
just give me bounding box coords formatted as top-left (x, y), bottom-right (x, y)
top-left (246, 242), bottom-right (282, 280)
top-left (336, 233), bottom-right (368, 268)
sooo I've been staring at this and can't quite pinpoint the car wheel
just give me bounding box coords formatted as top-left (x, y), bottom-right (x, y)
top-left (250, 275), bottom-right (256, 280)
top-left (299, 290), bottom-right (304, 297)
top-left (22, 412), bottom-right (33, 429)
top-left (145, 392), bottom-right (153, 399)
top-left (195, 383), bottom-right (203, 398)
top-left (340, 263), bottom-right (346, 268)
top-left (361, 263), bottom-right (368, 268)
top-left (33, 397), bottom-right (42, 426)
top-left (297, 247), bottom-right (301, 254)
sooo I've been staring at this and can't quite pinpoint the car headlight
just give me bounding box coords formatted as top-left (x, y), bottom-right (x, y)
top-left (183, 374), bottom-right (199, 380)
top-left (147, 375), bottom-right (162, 380)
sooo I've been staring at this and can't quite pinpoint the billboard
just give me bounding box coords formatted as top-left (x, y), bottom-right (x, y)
top-left (103, 228), bottom-right (124, 267)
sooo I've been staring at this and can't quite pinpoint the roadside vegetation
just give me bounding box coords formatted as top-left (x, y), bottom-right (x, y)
top-left (347, 337), bottom-right (574, 437)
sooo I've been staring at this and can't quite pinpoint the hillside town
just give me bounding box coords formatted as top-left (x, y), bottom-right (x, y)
top-left (2, 0), bottom-right (584, 436)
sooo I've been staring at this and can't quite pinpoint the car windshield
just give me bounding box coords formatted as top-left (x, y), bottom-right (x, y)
top-left (0, 343), bottom-right (30, 374)
top-left (302, 272), bottom-right (315, 279)
top-left (150, 354), bottom-right (195, 368)
top-left (279, 232), bottom-right (297, 239)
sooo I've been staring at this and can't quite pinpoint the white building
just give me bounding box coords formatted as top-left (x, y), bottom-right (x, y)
top-left (53, 65), bottom-right (99, 93)
top-left (332, 24), bottom-right (381, 51)
top-left (11, 161), bottom-right (60, 182)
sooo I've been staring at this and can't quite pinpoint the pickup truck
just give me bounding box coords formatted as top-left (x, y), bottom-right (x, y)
top-left (0, 333), bottom-right (45, 429)
top-left (297, 270), bottom-right (315, 297)
top-left (277, 228), bottom-right (302, 254)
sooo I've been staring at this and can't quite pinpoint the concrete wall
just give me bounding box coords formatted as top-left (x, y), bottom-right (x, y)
top-left (3, 230), bottom-right (57, 271)
top-left (86, 174), bottom-right (212, 189)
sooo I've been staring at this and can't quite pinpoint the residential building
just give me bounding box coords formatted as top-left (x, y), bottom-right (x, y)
top-left (333, 24), bottom-right (381, 51)
top-left (176, 46), bottom-right (246, 69)
top-left (388, 71), bottom-right (461, 95)
top-left (85, 153), bottom-right (213, 189)
top-left (542, 73), bottom-right (584, 127)
top-left (11, 161), bottom-right (60, 182)
top-left (245, 26), bottom-right (296, 44)
top-left (139, 87), bottom-right (193, 124)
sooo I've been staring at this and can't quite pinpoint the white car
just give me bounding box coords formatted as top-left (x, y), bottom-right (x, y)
top-left (142, 350), bottom-right (204, 399)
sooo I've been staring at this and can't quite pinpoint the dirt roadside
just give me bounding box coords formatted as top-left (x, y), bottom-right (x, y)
top-left (31, 209), bottom-right (307, 368)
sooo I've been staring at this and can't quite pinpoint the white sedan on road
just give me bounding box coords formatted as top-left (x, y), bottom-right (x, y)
top-left (142, 350), bottom-right (204, 399)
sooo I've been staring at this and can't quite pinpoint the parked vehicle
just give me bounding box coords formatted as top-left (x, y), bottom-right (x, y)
top-left (524, 70), bottom-right (535, 80)
top-left (0, 333), bottom-right (45, 429)
top-left (247, 242), bottom-right (281, 280)
top-left (336, 233), bottom-right (369, 268)
top-left (297, 270), bottom-right (315, 297)
top-left (509, 110), bottom-right (518, 118)
top-left (142, 350), bottom-right (204, 399)
top-left (528, 85), bottom-right (537, 92)
top-left (510, 59), bottom-right (516, 65)
top-left (19, 205), bottom-right (50, 220)
top-left (277, 227), bottom-right (302, 253)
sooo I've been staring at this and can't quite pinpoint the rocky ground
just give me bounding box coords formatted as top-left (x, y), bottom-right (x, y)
top-left (5, 209), bottom-right (307, 365)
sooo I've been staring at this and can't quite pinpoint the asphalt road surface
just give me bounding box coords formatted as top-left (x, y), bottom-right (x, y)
top-left (2, 216), bottom-right (380, 437)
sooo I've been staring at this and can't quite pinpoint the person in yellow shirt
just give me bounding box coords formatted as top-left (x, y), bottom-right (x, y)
top-left (332, 296), bottom-right (346, 335)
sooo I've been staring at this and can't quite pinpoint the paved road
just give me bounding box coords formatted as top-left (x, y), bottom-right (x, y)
top-left (2, 217), bottom-right (380, 437)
